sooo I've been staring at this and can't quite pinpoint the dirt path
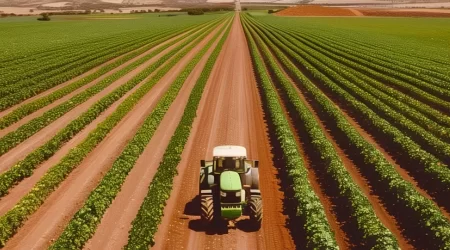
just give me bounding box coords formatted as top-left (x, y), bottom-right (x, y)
top-left (348, 9), bottom-right (364, 16)
top-left (0, 28), bottom-right (206, 175)
top-left (84, 22), bottom-right (227, 250)
top-left (153, 15), bottom-right (295, 250)
top-left (2, 24), bottom-right (225, 250)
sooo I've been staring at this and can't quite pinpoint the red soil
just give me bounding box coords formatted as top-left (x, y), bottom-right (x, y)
top-left (359, 9), bottom-right (450, 17)
top-left (276, 5), bottom-right (357, 17)
top-left (152, 15), bottom-right (295, 250)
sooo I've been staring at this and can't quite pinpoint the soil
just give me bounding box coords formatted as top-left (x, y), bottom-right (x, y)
top-left (2, 23), bottom-right (225, 250)
top-left (276, 5), bottom-right (357, 16)
top-left (359, 8), bottom-right (450, 17)
top-left (152, 15), bottom-right (295, 250)
top-left (275, 5), bottom-right (450, 17)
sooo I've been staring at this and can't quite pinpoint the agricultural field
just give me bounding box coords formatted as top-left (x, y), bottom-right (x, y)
top-left (0, 5), bottom-right (449, 250)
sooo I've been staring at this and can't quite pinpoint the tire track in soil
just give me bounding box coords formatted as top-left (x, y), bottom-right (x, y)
top-left (83, 21), bottom-right (227, 250)
top-left (153, 14), bottom-right (295, 250)
top-left (1, 23), bottom-right (225, 250)
top-left (0, 27), bottom-right (208, 175)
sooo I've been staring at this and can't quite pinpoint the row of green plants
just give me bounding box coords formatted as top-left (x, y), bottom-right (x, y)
top-left (245, 14), bottom-right (450, 249)
top-left (242, 15), bottom-right (338, 249)
top-left (0, 17), bottom-right (224, 111)
top-left (51, 16), bottom-right (232, 250)
top-left (0, 16), bottom-right (226, 247)
top-left (0, 32), bottom-right (155, 88)
top-left (0, 18), bottom-right (219, 130)
top-left (295, 30), bottom-right (450, 90)
top-left (282, 28), bottom-right (450, 130)
top-left (0, 17), bottom-right (221, 83)
top-left (125, 17), bottom-right (232, 250)
top-left (267, 26), bottom-right (450, 160)
top-left (286, 30), bottom-right (450, 112)
top-left (253, 19), bottom-right (450, 191)
top-left (255, 17), bottom-right (449, 77)
top-left (0, 30), bottom-right (176, 129)
top-left (0, 19), bottom-right (224, 198)
top-left (0, 34), bottom-right (160, 98)
top-left (244, 16), bottom-right (398, 249)
top-left (0, 33), bottom-right (127, 76)
top-left (0, 20), bottom-right (221, 157)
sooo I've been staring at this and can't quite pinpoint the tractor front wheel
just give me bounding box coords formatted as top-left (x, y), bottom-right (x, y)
top-left (248, 197), bottom-right (262, 228)
top-left (201, 196), bottom-right (214, 224)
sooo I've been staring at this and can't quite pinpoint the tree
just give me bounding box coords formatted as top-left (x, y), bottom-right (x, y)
top-left (37, 13), bottom-right (51, 21)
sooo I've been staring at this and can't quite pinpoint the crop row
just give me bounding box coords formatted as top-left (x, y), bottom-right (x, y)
top-left (0, 18), bottom-right (221, 131)
top-left (0, 18), bottom-right (223, 199)
top-left (250, 17), bottom-right (450, 194)
top-left (0, 17), bottom-right (224, 111)
top-left (255, 17), bottom-right (449, 79)
top-left (244, 14), bottom-right (450, 249)
top-left (295, 30), bottom-right (450, 89)
top-left (51, 16), bottom-right (232, 250)
top-left (0, 32), bottom-right (159, 87)
top-left (0, 16), bottom-right (226, 247)
top-left (242, 15), bottom-right (338, 249)
top-left (124, 17), bottom-right (233, 249)
top-left (281, 29), bottom-right (450, 130)
top-left (0, 20), bottom-right (221, 158)
top-left (243, 15), bottom-right (398, 249)
top-left (263, 25), bottom-right (450, 162)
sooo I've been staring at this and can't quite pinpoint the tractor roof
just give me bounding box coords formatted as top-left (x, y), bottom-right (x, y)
top-left (213, 145), bottom-right (247, 158)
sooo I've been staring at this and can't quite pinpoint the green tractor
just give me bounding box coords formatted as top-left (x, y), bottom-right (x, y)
top-left (200, 145), bottom-right (262, 228)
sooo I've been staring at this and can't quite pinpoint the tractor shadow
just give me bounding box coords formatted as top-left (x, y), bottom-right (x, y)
top-left (185, 195), bottom-right (260, 234)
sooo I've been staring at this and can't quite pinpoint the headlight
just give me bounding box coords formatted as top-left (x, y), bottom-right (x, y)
top-left (220, 191), bottom-right (226, 197)
top-left (235, 191), bottom-right (241, 197)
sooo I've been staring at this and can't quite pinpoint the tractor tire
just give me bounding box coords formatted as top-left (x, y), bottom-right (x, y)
top-left (201, 196), bottom-right (214, 224)
top-left (248, 197), bottom-right (262, 228)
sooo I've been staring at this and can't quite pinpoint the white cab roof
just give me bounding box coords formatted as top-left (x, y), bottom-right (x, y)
top-left (213, 145), bottom-right (247, 157)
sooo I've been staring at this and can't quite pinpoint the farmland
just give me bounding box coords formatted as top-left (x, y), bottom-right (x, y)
top-left (0, 7), bottom-right (449, 250)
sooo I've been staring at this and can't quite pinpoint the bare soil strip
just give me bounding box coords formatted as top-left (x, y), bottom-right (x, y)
top-left (153, 15), bottom-right (295, 250)
top-left (0, 30), bottom-right (202, 175)
top-left (83, 22), bottom-right (227, 250)
top-left (2, 25), bottom-right (224, 250)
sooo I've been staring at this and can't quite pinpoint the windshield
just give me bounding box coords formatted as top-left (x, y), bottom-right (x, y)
top-left (215, 157), bottom-right (244, 171)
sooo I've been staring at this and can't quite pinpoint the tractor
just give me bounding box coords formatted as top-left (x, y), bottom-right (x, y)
top-left (199, 145), bottom-right (262, 228)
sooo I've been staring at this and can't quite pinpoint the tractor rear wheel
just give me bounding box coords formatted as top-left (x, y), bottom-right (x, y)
top-left (248, 197), bottom-right (262, 228)
top-left (201, 196), bottom-right (214, 224)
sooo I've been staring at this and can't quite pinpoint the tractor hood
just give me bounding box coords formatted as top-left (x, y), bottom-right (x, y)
top-left (220, 171), bottom-right (242, 191)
